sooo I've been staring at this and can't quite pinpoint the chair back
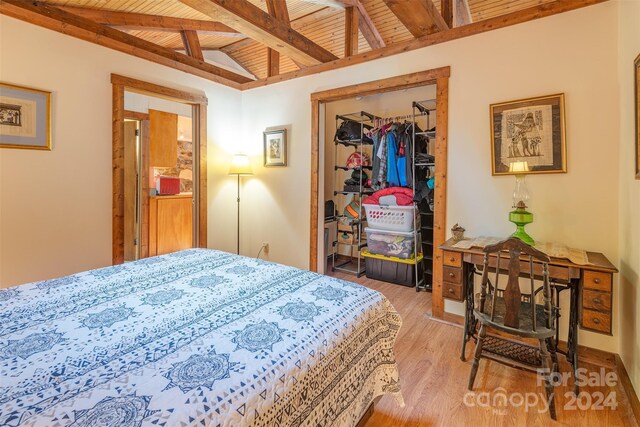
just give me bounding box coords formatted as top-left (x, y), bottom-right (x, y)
top-left (477, 237), bottom-right (552, 332)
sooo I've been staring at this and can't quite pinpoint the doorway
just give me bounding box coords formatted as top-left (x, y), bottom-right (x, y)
top-left (309, 67), bottom-right (450, 319)
top-left (112, 74), bottom-right (208, 265)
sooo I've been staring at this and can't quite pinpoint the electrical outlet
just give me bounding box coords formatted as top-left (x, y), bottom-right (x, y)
top-left (262, 242), bottom-right (269, 253)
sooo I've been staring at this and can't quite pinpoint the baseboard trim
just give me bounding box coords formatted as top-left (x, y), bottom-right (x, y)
top-left (615, 354), bottom-right (640, 425)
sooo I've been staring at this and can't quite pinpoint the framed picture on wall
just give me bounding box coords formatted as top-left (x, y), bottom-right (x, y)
top-left (490, 93), bottom-right (566, 175)
top-left (635, 54), bottom-right (640, 179)
top-left (263, 128), bottom-right (287, 167)
top-left (0, 82), bottom-right (51, 150)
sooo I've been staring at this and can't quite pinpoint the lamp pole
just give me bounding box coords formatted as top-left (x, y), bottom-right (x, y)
top-left (236, 174), bottom-right (240, 255)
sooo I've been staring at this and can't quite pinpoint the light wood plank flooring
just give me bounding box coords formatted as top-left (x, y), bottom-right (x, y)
top-left (327, 270), bottom-right (637, 427)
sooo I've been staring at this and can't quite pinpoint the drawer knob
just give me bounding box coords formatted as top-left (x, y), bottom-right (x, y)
top-left (593, 278), bottom-right (601, 284)
top-left (449, 272), bottom-right (455, 278)
top-left (448, 288), bottom-right (454, 293)
top-left (449, 257), bottom-right (456, 262)
top-left (592, 298), bottom-right (602, 304)
top-left (593, 318), bottom-right (601, 324)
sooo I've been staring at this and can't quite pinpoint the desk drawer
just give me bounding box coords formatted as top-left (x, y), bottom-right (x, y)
top-left (583, 270), bottom-right (612, 292)
top-left (443, 266), bottom-right (462, 284)
top-left (443, 282), bottom-right (463, 301)
top-left (581, 309), bottom-right (612, 334)
top-left (443, 251), bottom-right (462, 268)
top-left (582, 289), bottom-right (612, 312)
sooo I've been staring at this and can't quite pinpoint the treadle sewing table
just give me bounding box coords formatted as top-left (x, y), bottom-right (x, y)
top-left (439, 237), bottom-right (618, 393)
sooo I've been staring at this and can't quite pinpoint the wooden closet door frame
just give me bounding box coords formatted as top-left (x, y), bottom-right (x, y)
top-left (309, 67), bottom-right (450, 319)
top-left (112, 74), bottom-right (208, 265)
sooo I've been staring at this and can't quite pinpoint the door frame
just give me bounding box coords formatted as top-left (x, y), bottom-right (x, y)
top-left (309, 67), bottom-right (450, 318)
top-left (111, 74), bottom-right (208, 265)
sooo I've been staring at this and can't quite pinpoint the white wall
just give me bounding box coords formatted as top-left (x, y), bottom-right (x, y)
top-left (617, 0), bottom-right (640, 397)
top-left (238, 2), bottom-right (620, 352)
top-left (0, 15), bottom-right (242, 287)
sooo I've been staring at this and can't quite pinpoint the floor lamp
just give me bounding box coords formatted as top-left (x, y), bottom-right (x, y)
top-left (229, 154), bottom-right (253, 255)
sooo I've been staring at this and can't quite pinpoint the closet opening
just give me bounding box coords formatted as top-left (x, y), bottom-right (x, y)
top-left (309, 68), bottom-right (450, 319)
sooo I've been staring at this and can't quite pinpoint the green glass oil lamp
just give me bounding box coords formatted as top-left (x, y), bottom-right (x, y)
top-left (508, 162), bottom-right (534, 245)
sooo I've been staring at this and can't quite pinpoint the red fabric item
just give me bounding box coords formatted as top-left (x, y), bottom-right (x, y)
top-left (363, 187), bottom-right (413, 206)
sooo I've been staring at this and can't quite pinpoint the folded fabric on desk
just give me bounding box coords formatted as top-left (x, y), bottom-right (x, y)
top-left (453, 236), bottom-right (592, 265)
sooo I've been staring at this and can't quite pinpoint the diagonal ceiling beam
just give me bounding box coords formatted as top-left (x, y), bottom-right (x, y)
top-left (179, 0), bottom-right (338, 66)
top-left (57, 5), bottom-right (241, 36)
top-left (181, 30), bottom-right (204, 60)
top-left (354, 1), bottom-right (385, 49)
top-left (332, 0), bottom-right (384, 50)
top-left (0, 0), bottom-right (252, 87)
top-left (383, 0), bottom-right (449, 37)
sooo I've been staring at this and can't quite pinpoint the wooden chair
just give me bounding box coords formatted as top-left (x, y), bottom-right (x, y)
top-left (467, 237), bottom-right (559, 420)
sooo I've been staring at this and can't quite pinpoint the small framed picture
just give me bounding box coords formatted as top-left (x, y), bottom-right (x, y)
top-left (490, 93), bottom-right (566, 175)
top-left (263, 128), bottom-right (287, 167)
top-left (1, 82), bottom-right (51, 150)
top-left (635, 54), bottom-right (640, 179)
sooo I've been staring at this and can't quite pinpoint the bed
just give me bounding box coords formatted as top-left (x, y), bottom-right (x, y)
top-left (0, 249), bottom-right (403, 426)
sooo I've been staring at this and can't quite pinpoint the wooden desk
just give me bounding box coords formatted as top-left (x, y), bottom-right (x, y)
top-left (440, 238), bottom-right (618, 392)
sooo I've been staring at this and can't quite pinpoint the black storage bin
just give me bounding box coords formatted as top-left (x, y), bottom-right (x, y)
top-left (363, 251), bottom-right (423, 287)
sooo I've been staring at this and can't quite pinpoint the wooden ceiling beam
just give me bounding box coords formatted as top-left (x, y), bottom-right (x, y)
top-left (383, 0), bottom-right (449, 37)
top-left (454, 0), bottom-right (472, 26)
top-left (441, 0), bottom-right (453, 28)
top-left (0, 0), bottom-right (251, 88)
top-left (344, 6), bottom-right (359, 57)
top-left (181, 30), bottom-right (204, 61)
top-left (265, 0), bottom-right (291, 77)
top-left (354, 1), bottom-right (385, 49)
top-left (179, 0), bottom-right (338, 66)
top-left (243, 0), bottom-right (607, 90)
top-left (57, 5), bottom-right (241, 36)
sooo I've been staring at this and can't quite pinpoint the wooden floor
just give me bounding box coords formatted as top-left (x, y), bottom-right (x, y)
top-left (327, 270), bottom-right (638, 427)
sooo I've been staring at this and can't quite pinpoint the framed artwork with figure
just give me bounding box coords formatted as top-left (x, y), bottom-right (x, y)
top-left (263, 128), bottom-right (287, 167)
top-left (0, 82), bottom-right (51, 150)
top-left (490, 93), bottom-right (566, 175)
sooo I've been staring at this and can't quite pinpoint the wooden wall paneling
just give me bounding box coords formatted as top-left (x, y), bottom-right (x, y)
top-left (124, 120), bottom-right (138, 261)
top-left (181, 29), bottom-right (204, 60)
top-left (149, 109), bottom-right (178, 167)
top-left (432, 76), bottom-right (449, 319)
top-left (309, 68), bottom-right (450, 321)
top-left (0, 0), bottom-right (250, 87)
top-left (243, 0), bottom-right (605, 90)
top-left (382, 0), bottom-right (448, 37)
top-left (58, 5), bottom-right (240, 35)
top-left (179, 0), bottom-right (338, 66)
top-left (344, 6), bottom-right (359, 57)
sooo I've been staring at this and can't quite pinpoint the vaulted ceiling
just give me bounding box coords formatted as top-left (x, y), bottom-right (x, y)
top-left (0, 0), bottom-right (606, 90)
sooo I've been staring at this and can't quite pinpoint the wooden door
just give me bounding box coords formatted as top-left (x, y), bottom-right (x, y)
top-left (149, 196), bottom-right (193, 256)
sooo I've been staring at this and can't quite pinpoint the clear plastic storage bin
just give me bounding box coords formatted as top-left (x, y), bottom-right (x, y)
top-left (365, 227), bottom-right (415, 259)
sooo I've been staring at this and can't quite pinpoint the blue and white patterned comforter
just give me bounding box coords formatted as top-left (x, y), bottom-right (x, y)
top-left (0, 249), bottom-right (403, 426)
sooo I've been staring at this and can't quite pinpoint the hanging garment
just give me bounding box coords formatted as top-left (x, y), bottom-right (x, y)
top-left (376, 132), bottom-right (388, 188)
top-left (386, 130), bottom-right (400, 187)
top-left (370, 130), bottom-right (382, 188)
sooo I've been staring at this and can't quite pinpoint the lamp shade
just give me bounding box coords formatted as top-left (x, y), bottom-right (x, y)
top-left (509, 161), bottom-right (530, 173)
top-left (228, 154), bottom-right (253, 176)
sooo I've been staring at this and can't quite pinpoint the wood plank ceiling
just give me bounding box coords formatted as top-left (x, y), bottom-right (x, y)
top-left (1, 0), bottom-right (596, 89)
